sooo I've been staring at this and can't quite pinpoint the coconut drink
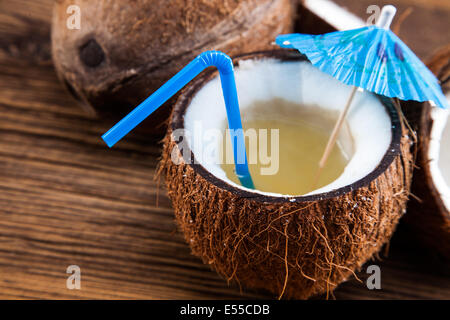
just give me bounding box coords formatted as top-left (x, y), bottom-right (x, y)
top-left (159, 50), bottom-right (413, 299)
top-left (219, 97), bottom-right (353, 195)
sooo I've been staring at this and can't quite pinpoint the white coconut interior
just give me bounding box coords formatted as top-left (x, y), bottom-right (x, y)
top-left (184, 59), bottom-right (392, 197)
top-left (429, 94), bottom-right (450, 211)
top-left (303, 0), bottom-right (365, 31)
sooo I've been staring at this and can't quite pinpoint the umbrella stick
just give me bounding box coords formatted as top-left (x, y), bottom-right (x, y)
top-left (393, 98), bottom-right (417, 143)
top-left (314, 86), bottom-right (358, 187)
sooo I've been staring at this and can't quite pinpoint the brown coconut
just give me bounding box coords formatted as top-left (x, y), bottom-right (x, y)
top-left (51, 0), bottom-right (296, 128)
top-left (405, 45), bottom-right (450, 259)
top-left (158, 50), bottom-right (414, 299)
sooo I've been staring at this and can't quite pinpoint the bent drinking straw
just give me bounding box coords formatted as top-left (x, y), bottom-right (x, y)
top-left (102, 51), bottom-right (254, 189)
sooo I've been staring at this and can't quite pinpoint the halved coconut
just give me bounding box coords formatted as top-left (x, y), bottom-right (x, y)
top-left (51, 0), bottom-right (295, 121)
top-left (406, 45), bottom-right (450, 259)
top-left (159, 50), bottom-right (413, 299)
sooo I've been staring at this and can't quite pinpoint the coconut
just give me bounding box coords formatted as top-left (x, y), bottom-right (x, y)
top-left (405, 45), bottom-right (450, 259)
top-left (51, 0), bottom-right (295, 124)
top-left (159, 50), bottom-right (413, 299)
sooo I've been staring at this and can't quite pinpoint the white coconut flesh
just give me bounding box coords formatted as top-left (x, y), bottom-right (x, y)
top-left (184, 59), bottom-right (392, 197)
top-left (303, 0), bottom-right (365, 30)
top-left (429, 94), bottom-right (450, 212)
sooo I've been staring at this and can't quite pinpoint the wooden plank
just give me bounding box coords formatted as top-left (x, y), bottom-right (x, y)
top-left (0, 0), bottom-right (448, 300)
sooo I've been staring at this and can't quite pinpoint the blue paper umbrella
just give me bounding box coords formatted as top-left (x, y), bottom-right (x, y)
top-left (276, 5), bottom-right (448, 177)
top-left (276, 6), bottom-right (449, 109)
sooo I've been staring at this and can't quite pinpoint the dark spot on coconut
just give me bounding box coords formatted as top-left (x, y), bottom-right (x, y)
top-left (79, 39), bottom-right (105, 68)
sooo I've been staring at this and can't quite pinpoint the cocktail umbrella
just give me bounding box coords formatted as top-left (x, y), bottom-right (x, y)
top-left (276, 5), bottom-right (449, 179)
top-left (101, 51), bottom-right (254, 189)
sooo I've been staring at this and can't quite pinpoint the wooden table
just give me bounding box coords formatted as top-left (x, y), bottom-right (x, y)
top-left (0, 0), bottom-right (448, 299)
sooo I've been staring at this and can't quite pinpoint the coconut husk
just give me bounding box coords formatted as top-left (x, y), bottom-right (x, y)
top-left (404, 44), bottom-right (450, 260)
top-left (158, 50), bottom-right (414, 299)
top-left (51, 0), bottom-right (296, 129)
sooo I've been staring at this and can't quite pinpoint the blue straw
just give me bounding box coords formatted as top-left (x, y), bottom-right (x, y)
top-left (102, 51), bottom-right (254, 189)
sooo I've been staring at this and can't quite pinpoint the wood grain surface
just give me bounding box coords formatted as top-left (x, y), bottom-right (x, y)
top-left (0, 0), bottom-right (448, 299)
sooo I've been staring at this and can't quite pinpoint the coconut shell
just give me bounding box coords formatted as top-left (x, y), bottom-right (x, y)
top-left (159, 50), bottom-right (414, 299)
top-left (405, 45), bottom-right (450, 259)
top-left (51, 0), bottom-right (296, 128)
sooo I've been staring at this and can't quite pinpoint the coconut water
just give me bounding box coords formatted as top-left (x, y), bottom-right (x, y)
top-left (221, 98), bottom-right (353, 195)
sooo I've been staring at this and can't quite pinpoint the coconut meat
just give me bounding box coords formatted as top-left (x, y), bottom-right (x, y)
top-left (303, 0), bottom-right (365, 30)
top-left (184, 58), bottom-right (392, 197)
top-left (429, 95), bottom-right (450, 212)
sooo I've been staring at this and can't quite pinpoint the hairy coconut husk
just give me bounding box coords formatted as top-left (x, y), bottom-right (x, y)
top-left (159, 50), bottom-right (414, 299)
top-left (404, 45), bottom-right (450, 259)
top-left (51, 0), bottom-right (296, 128)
